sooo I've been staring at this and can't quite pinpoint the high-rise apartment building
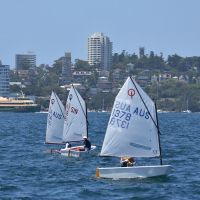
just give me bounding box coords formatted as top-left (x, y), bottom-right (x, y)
top-left (60, 52), bottom-right (72, 85)
top-left (139, 47), bottom-right (145, 58)
top-left (88, 32), bottom-right (112, 70)
top-left (0, 61), bottom-right (10, 96)
top-left (15, 53), bottom-right (36, 70)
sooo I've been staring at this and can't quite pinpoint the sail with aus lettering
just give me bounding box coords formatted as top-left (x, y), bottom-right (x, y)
top-left (96, 77), bottom-right (171, 179)
top-left (45, 91), bottom-right (65, 144)
top-left (100, 77), bottom-right (160, 158)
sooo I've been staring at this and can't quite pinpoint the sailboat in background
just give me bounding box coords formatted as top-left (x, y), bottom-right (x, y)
top-left (98, 98), bottom-right (107, 113)
top-left (45, 91), bottom-right (65, 145)
top-left (101, 98), bottom-right (107, 112)
top-left (96, 77), bottom-right (171, 179)
top-left (60, 85), bottom-right (96, 157)
top-left (182, 99), bottom-right (191, 113)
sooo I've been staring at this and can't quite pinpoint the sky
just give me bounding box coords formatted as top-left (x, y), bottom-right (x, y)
top-left (1, 0), bottom-right (200, 68)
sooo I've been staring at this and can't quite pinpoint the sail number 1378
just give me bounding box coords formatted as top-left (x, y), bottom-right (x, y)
top-left (109, 109), bottom-right (131, 129)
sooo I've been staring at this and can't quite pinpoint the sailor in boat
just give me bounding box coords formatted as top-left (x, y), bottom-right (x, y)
top-left (83, 136), bottom-right (91, 151)
top-left (120, 156), bottom-right (136, 167)
top-left (68, 136), bottom-right (92, 152)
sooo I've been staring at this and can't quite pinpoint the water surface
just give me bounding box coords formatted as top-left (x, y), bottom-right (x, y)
top-left (0, 112), bottom-right (200, 199)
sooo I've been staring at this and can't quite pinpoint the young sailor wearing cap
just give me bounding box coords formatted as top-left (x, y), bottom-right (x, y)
top-left (83, 136), bottom-right (91, 151)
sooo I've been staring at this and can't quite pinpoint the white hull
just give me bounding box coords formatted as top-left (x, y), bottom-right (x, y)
top-left (60, 145), bottom-right (96, 157)
top-left (96, 165), bottom-right (171, 179)
top-left (181, 110), bottom-right (191, 113)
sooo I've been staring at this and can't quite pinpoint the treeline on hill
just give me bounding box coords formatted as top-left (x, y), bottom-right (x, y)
top-left (10, 50), bottom-right (200, 111)
top-left (112, 51), bottom-right (200, 111)
top-left (113, 50), bottom-right (200, 73)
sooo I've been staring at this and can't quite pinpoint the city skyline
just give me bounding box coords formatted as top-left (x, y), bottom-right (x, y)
top-left (1, 0), bottom-right (200, 67)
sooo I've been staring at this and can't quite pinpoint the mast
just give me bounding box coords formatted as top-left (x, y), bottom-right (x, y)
top-left (85, 102), bottom-right (89, 138)
top-left (102, 98), bottom-right (104, 111)
top-left (154, 100), bottom-right (163, 165)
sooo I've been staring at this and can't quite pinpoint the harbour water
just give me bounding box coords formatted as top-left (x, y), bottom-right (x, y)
top-left (0, 112), bottom-right (200, 199)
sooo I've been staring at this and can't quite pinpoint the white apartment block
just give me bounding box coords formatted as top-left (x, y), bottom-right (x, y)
top-left (88, 32), bottom-right (112, 70)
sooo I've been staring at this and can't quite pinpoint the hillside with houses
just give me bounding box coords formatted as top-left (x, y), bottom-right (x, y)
top-left (9, 48), bottom-right (200, 112)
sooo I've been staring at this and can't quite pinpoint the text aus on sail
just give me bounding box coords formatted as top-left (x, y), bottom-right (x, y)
top-left (109, 100), bottom-right (150, 130)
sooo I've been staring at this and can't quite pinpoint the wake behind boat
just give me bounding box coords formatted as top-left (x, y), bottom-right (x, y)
top-left (96, 77), bottom-right (171, 179)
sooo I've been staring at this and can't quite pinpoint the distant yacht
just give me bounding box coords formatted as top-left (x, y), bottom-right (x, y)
top-left (182, 109), bottom-right (192, 113)
top-left (157, 109), bottom-right (169, 113)
top-left (99, 98), bottom-right (109, 112)
top-left (181, 99), bottom-right (192, 113)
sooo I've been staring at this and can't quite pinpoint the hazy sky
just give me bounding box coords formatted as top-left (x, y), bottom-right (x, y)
top-left (1, 0), bottom-right (200, 67)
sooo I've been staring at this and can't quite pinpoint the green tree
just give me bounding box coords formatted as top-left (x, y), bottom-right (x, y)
top-left (74, 59), bottom-right (90, 70)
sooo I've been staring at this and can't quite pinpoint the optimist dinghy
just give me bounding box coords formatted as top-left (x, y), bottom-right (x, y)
top-left (96, 77), bottom-right (171, 179)
top-left (60, 85), bottom-right (96, 157)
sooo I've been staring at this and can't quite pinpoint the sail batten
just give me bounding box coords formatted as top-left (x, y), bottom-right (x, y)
top-left (100, 77), bottom-right (160, 158)
top-left (62, 86), bottom-right (87, 142)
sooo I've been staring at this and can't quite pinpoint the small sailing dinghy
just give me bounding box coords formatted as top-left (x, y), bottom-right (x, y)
top-left (45, 91), bottom-right (65, 146)
top-left (60, 85), bottom-right (96, 157)
top-left (181, 99), bottom-right (191, 113)
top-left (96, 77), bottom-right (171, 179)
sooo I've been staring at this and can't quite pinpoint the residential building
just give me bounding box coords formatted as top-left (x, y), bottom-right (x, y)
top-left (15, 53), bottom-right (36, 70)
top-left (151, 75), bottom-right (158, 83)
top-left (179, 75), bottom-right (189, 83)
top-left (112, 68), bottom-right (127, 84)
top-left (96, 76), bottom-right (112, 92)
top-left (72, 71), bottom-right (92, 83)
top-left (126, 63), bottom-right (134, 74)
top-left (60, 83), bottom-right (86, 96)
top-left (159, 71), bottom-right (172, 82)
top-left (98, 70), bottom-right (110, 77)
top-left (136, 70), bottom-right (151, 87)
top-left (60, 52), bottom-right (72, 85)
top-left (139, 47), bottom-right (145, 58)
top-left (88, 32), bottom-right (112, 70)
top-left (0, 61), bottom-right (10, 96)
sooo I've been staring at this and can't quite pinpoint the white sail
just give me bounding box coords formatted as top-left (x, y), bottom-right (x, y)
top-left (100, 77), bottom-right (160, 158)
top-left (45, 91), bottom-right (65, 144)
top-left (62, 86), bottom-right (87, 142)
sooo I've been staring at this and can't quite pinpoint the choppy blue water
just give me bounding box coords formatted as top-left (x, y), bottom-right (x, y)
top-left (0, 112), bottom-right (200, 199)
